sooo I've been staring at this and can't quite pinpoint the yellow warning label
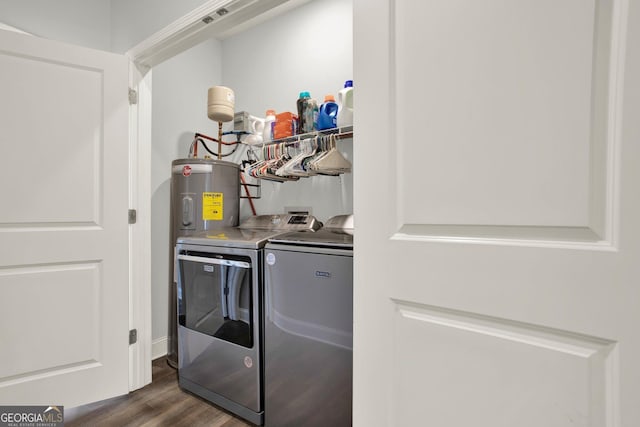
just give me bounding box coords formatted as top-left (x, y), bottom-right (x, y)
top-left (202, 192), bottom-right (223, 220)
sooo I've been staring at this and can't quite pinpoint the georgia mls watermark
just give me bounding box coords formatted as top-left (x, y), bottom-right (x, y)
top-left (0, 406), bottom-right (63, 427)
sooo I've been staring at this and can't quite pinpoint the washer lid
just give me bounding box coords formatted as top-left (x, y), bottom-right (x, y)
top-left (268, 228), bottom-right (353, 249)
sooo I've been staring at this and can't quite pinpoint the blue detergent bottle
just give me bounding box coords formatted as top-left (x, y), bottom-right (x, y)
top-left (316, 94), bottom-right (338, 130)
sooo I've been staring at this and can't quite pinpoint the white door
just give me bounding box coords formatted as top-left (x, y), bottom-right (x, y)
top-left (354, 0), bottom-right (640, 426)
top-left (0, 29), bottom-right (130, 408)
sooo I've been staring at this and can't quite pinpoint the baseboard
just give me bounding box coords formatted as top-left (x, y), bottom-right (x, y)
top-left (152, 336), bottom-right (168, 360)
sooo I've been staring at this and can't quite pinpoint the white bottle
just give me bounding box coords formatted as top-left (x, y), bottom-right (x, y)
top-left (263, 109), bottom-right (276, 142)
top-left (245, 114), bottom-right (264, 145)
top-left (336, 80), bottom-right (353, 128)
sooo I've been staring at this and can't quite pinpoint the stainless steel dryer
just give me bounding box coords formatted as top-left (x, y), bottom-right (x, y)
top-left (175, 214), bottom-right (320, 426)
top-left (263, 215), bottom-right (354, 427)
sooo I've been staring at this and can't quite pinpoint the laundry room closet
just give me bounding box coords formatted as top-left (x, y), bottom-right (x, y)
top-left (150, 0), bottom-right (354, 357)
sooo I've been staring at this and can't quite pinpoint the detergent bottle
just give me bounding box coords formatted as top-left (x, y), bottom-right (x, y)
top-left (336, 80), bottom-right (353, 128)
top-left (263, 109), bottom-right (276, 142)
top-left (316, 94), bottom-right (338, 130)
top-left (296, 91), bottom-right (318, 134)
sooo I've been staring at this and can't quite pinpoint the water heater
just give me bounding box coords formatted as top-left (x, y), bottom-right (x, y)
top-left (167, 158), bottom-right (240, 368)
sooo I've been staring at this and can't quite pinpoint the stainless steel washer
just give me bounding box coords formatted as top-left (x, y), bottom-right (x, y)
top-left (263, 215), bottom-right (354, 427)
top-left (175, 214), bottom-right (320, 426)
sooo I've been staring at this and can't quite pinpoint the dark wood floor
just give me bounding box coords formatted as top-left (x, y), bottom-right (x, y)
top-left (65, 357), bottom-right (252, 427)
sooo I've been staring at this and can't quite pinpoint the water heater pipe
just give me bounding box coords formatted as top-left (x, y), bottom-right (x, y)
top-left (194, 132), bottom-right (238, 145)
top-left (218, 122), bottom-right (223, 159)
top-left (240, 173), bottom-right (257, 216)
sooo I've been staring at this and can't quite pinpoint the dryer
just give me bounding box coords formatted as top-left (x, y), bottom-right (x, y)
top-left (175, 214), bottom-right (320, 425)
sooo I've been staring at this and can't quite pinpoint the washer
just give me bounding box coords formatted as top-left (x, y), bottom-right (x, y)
top-left (263, 215), bottom-right (354, 427)
top-left (175, 214), bottom-right (320, 426)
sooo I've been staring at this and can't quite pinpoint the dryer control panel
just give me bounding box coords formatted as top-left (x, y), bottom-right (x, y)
top-left (238, 214), bottom-right (321, 231)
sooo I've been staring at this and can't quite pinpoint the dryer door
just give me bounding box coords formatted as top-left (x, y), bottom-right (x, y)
top-left (177, 252), bottom-right (253, 348)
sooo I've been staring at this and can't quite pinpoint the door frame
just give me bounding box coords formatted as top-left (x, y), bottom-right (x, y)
top-left (127, 61), bottom-right (153, 391)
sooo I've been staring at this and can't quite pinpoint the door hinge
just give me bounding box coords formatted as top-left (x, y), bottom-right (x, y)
top-left (129, 329), bottom-right (137, 345)
top-left (128, 88), bottom-right (138, 105)
top-left (128, 209), bottom-right (137, 224)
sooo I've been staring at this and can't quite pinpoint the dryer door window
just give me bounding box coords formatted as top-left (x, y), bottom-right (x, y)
top-left (177, 251), bottom-right (253, 348)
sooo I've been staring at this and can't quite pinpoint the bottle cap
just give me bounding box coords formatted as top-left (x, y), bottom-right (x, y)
top-left (299, 91), bottom-right (310, 98)
top-left (344, 80), bottom-right (353, 88)
top-left (324, 94), bottom-right (335, 102)
top-left (266, 109), bottom-right (276, 116)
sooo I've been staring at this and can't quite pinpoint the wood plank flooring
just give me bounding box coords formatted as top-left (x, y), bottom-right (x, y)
top-left (65, 357), bottom-right (252, 427)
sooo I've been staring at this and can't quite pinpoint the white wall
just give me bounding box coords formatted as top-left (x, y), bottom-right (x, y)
top-left (0, 0), bottom-right (211, 53)
top-left (222, 0), bottom-right (353, 221)
top-left (151, 38), bottom-right (223, 344)
top-left (0, 0), bottom-right (111, 50)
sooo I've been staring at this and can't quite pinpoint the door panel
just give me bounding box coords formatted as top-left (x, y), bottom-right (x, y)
top-left (1, 52), bottom-right (103, 224)
top-left (0, 29), bottom-right (129, 407)
top-left (0, 263), bottom-right (101, 379)
top-left (398, 0), bottom-right (616, 236)
top-left (393, 301), bottom-right (615, 426)
top-left (354, 0), bottom-right (639, 425)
